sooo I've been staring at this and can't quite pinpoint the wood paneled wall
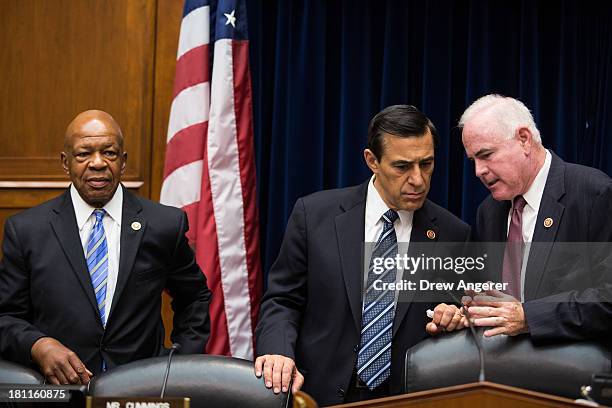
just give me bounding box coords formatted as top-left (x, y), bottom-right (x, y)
top-left (0, 0), bottom-right (185, 344)
top-left (0, 0), bottom-right (184, 240)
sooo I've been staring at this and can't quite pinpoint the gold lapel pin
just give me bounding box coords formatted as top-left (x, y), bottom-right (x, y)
top-left (131, 221), bottom-right (142, 231)
top-left (426, 229), bottom-right (436, 240)
top-left (543, 218), bottom-right (553, 228)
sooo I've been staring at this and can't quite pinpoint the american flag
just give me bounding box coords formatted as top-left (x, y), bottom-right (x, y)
top-left (160, 0), bottom-right (262, 359)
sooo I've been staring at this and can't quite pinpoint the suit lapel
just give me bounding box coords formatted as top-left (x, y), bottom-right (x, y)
top-left (524, 153), bottom-right (566, 300)
top-left (49, 190), bottom-right (100, 318)
top-left (107, 187), bottom-right (145, 322)
top-left (485, 199), bottom-right (511, 279)
top-left (335, 183), bottom-right (368, 332)
top-left (490, 199), bottom-right (511, 242)
top-left (393, 201), bottom-right (438, 337)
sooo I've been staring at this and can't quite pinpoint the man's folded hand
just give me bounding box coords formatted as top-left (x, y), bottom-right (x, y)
top-left (31, 337), bottom-right (92, 385)
top-left (426, 303), bottom-right (468, 335)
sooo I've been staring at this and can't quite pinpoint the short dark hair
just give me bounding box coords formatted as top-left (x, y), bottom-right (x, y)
top-left (367, 105), bottom-right (438, 159)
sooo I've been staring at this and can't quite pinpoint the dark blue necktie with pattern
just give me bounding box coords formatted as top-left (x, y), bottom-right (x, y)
top-left (356, 209), bottom-right (399, 389)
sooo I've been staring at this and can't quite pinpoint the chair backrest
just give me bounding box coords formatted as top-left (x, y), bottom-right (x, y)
top-left (405, 328), bottom-right (610, 399)
top-left (0, 360), bottom-right (44, 384)
top-left (88, 354), bottom-right (289, 408)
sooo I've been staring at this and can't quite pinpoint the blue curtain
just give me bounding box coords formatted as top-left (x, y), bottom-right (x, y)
top-left (246, 0), bottom-right (612, 273)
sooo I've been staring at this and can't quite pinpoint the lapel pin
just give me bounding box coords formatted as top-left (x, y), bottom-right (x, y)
top-left (131, 221), bottom-right (142, 231)
top-left (426, 229), bottom-right (436, 240)
top-left (543, 218), bottom-right (553, 228)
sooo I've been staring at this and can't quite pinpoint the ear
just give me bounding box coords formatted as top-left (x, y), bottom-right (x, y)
top-left (121, 151), bottom-right (128, 175)
top-left (515, 127), bottom-right (533, 154)
top-left (60, 152), bottom-right (69, 175)
top-left (363, 149), bottom-right (380, 173)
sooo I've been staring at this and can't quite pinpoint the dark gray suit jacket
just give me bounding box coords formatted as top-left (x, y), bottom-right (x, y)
top-left (0, 186), bottom-right (211, 374)
top-left (475, 152), bottom-right (612, 342)
top-left (255, 181), bottom-right (471, 406)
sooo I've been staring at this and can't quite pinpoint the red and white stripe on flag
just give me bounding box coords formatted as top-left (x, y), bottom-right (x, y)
top-left (160, 0), bottom-right (262, 359)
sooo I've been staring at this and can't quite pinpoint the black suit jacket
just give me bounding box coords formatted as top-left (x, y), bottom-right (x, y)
top-left (0, 186), bottom-right (211, 373)
top-left (475, 152), bottom-right (612, 342)
top-left (255, 181), bottom-right (470, 405)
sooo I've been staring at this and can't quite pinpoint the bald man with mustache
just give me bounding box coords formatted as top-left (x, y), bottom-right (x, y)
top-left (0, 110), bottom-right (211, 384)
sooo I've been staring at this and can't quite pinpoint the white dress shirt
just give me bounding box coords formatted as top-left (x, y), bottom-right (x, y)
top-left (70, 184), bottom-right (123, 325)
top-left (364, 176), bottom-right (414, 302)
top-left (506, 149), bottom-right (552, 300)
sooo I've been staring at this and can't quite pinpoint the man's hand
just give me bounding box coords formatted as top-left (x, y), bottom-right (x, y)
top-left (254, 354), bottom-right (304, 394)
top-left (468, 289), bottom-right (529, 336)
top-left (31, 337), bottom-right (92, 385)
top-left (426, 303), bottom-right (468, 335)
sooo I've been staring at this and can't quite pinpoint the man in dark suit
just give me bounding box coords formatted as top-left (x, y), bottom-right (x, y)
top-left (0, 110), bottom-right (211, 385)
top-left (254, 105), bottom-right (471, 405)
top-left (430, 94), bottom-right (612, 340)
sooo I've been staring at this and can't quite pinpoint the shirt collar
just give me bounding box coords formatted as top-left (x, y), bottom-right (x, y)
top-left (366, 175), bottom-right (414, 227)
top-left (70, 184), bottom-right (123, 230)
top-left (522, 149), bottom-right (552, 212)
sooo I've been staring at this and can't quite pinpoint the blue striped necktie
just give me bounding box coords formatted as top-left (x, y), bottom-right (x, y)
top-left (87, 209), bottom-right (109, 327)
top-left (356, 209), bottom-right (399, 389)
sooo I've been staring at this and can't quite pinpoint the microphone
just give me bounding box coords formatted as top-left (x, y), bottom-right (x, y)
top-left (427, 282), bottom-right (486, 382)
top-left (160, 343), bottom-right (181, 398)
top-left (458, 303), bottom-right (486, 382)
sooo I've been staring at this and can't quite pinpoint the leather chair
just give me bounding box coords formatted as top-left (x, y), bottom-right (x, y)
top-left (88, 354), bottom-right (289, 408)
top-left (0, 360), bottom-right (44, 384)
top-left (404, 328), bottom-right (610, 399)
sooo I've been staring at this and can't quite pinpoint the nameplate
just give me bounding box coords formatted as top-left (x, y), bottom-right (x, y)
top-left (86, 396), bottom-right (190, 408)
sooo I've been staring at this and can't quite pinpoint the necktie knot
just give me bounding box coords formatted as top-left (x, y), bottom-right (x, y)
top-left (382, 209), bottom-right (399, 226)
top-left (94, 209), bottom-right (106, 222)
top-left (512, 196), bottom-right (527, 213)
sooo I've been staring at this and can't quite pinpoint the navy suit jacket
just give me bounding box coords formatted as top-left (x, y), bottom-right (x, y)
top-left (475, 152), bottom-right (612, 342)
top-left (0, 186), bottom-right (211, 373)
top-left (255, 181), bottom-right (471, 405)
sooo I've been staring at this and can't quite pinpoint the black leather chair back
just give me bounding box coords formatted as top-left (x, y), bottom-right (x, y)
top-left (0, 360), bottom-right (44, 384)
top-left (405, 328), bottom-right (610, 399)
top-left (88, 355), bottom-right (289, 408)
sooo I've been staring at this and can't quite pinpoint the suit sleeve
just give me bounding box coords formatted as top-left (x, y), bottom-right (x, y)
top-left (524, 182), bottom-right (612, 341)
top-left (165, 211), bottom-right (211, 353)
top-left (0, 218), bottom-right (47, 365)
top-left (255, 199), bottom-right (308, 360)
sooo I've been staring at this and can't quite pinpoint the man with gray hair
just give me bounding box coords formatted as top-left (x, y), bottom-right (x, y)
top-left (428, 94), bottom-right (612, 342)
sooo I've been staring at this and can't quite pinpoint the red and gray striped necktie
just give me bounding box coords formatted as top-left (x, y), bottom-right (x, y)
top-left (502, 196), bottom-right (527, 299)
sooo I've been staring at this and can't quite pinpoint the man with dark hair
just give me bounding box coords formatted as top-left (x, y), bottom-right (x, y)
top-left (367, 105), bottom-right (439, 159)
top-left (254, 105), bottom-right (470, 405)
top-left (0, 110), bottom-right (211, 384)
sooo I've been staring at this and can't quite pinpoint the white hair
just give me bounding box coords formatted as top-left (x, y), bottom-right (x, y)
top-left (458, 94), bottom-right (541, 144)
